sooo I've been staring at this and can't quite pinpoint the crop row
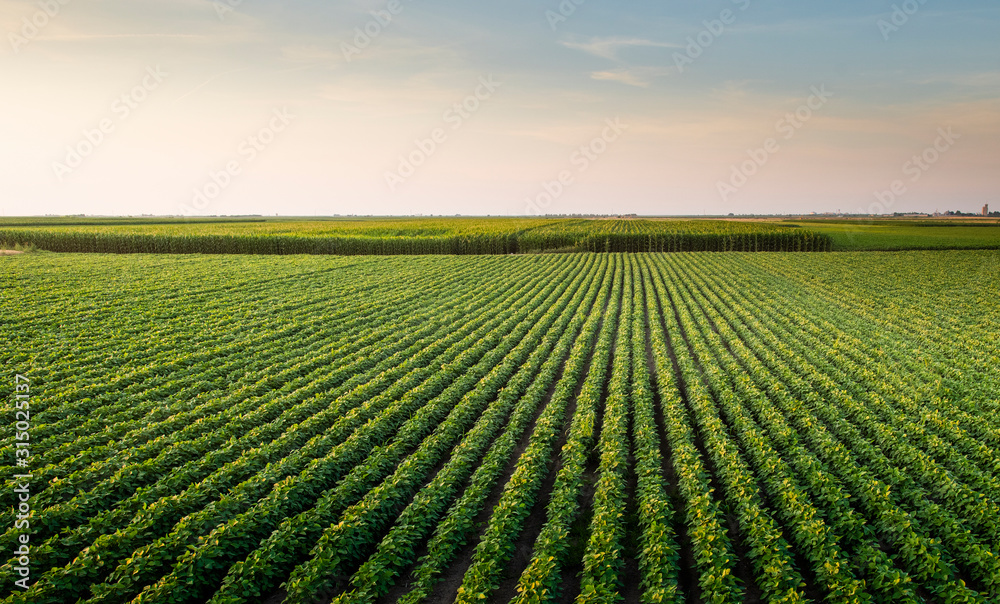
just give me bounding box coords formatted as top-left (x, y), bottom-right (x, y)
top-left (4, 251), bottom-right (998, 603)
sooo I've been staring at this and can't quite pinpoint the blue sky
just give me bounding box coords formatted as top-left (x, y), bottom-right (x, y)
top-left (1, 0), bottom-right (998, 216)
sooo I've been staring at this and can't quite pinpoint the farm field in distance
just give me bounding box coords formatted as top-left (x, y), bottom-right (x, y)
top-left (3, 248), bottom-right (999, 604)
top-left (3, 216), bottom-right (1000, 255)
top-left (0, 217), bottom-right (833, 255)
top-left (783, 219), bottom-right (1000, 251)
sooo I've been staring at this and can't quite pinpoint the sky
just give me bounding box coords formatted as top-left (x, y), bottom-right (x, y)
top-left (1, 0), bottom-right (998, 217)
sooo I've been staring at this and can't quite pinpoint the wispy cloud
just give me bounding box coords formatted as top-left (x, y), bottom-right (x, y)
top-left (562, 36), bottom-right (678, 87)
top-left (590, 67), bottom-right (672, 88)
top-left (913, 71), bottom-right (1000, 89)
top-left (42, 33), bottom-right (204, 40)
top-left (561, 37), bottom-right (679, 61)
top-left (591, 70), bottom-right (648, 87)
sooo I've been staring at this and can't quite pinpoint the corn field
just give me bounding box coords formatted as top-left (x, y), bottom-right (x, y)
top-left (0, 218), bottom-right (832, 255)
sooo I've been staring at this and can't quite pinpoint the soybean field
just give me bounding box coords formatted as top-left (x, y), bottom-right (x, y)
top-left (2, 251), bottom-right (1000, 604)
